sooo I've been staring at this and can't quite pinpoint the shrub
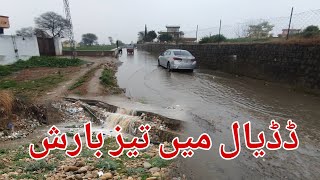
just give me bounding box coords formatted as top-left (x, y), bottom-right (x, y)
top-left (24, 160), bottom-right (56, 172)
top-left (100, 69), bottom-right (116, 87)
top-left (95, 159), bottom-right (119, 171)
top-left (150, 156), bottom-right (171, 168)
top-left (302, 25), bottom-right (320, 38)
top-left (126, 167), bottom-right (146, 176)
top-left (199, 34), bottom-right (227, 44)
top-left (158, 34), bottom-right (174, 42)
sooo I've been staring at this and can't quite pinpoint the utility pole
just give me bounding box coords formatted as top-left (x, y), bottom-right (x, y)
top-left (63, 0), bottom-right (76, 59)
top-left (196, 25), bottom-right (199, 42)
top-left (218, 19), bottom-right (222, 45)
top-left (287, 7), bottom-right (294, 40)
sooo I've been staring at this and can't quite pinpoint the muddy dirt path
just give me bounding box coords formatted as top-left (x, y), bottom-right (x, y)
top-left (86, 68), bottom-right (104, 96)
top-left (37, 56), bottom-right (117, 103)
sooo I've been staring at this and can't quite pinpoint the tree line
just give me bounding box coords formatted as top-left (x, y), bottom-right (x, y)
top-left (15, 11), bottom-right (124, 46)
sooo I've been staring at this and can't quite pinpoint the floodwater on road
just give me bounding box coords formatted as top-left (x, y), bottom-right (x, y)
top-left (116, 50), bottom-right (320, 180)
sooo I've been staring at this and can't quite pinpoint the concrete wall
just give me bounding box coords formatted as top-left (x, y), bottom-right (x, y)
top-left (53, 37), bottom-right (63, 56)
top-left (137, 43), bottom-right (320, 90)
top-left (63, 49), bottom-right (117, 57)
top-left (0, 35), bottom-right (40, 65)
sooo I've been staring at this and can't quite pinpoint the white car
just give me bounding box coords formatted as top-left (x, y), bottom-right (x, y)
top-left (158, 49), bottom-right (197, 72)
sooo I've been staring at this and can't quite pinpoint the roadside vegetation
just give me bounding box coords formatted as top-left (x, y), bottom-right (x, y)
top-left (69, 65), bottom-right (101, 91)
top-left (198, 25), bottom-right (320, 45)
top-left (199, 34), bottom-right (227, 44)
top-left (0, 56), bottom-right (85, 98)
top-left (100, 69), bottom-right (116, 87)
top-left (0, 56), bottom-right (84, 77)
top-left (0, 74), bottom-right (65, 98)
top-left (100, 68), bottom-right (123, 94)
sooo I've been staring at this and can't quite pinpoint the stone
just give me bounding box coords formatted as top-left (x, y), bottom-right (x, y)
top-left (143, 162), bottom-right (152, 169)
top-left (100, 173), bottom-right (113, 180)
top-left (77, 166), bottom-right (88, 173)
top-left (128, 177), bottom-right (134, 180)
top-left (8, 172), bottom-right (19, 176)
top-left (75, 161), bottom-right (86, 167)
top-left (149, 167), bottom-right (160, 174)
top-left (152, 172), bottom-right (161, 177)
top-left (146, 177), bottom-right (157, 180)
top-left (64, 166), bottom-right (80, 172)
top-left (160, 168), bottom-right (167, 172)
top-left (145, 152), bottom-right (156, 157)
top-left (66, 175), bottom-right (75, 180)
top-left (75, 174), bottom-right (83, 180)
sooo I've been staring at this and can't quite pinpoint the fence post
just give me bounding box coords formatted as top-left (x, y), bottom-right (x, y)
top-left (218, 20), bottom-right (222, 45)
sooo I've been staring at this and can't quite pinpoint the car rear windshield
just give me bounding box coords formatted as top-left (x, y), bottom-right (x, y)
top-left (173, 51), bottom-right (192, 56)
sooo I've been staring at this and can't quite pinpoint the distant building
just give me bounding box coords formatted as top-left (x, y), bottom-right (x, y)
top-left (62, 40), bottom-right (80, 48)
top-left (281, 29), bottom-right (301, 37)
top-left (159, 25), bottom-right (197, 43)
top-left (159, 26), bottom-right (184, 39)
top-left (0, 15), bottom-right (10, 34)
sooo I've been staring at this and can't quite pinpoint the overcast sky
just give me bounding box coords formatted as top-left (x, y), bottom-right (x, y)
top-left (1, 0), bottom-right (319, 43)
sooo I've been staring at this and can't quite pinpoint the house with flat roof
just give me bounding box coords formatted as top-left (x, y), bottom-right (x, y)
top-left (159, 25), bottom-right (196, 43)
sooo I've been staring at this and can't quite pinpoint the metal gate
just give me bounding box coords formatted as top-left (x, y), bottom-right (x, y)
top-left (37, 38), bottom-right (56, 56)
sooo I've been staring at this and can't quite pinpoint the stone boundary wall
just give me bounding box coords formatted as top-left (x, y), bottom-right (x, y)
top-left (63, 49), bottom-right (117, 57)
top-left (137, 43), bottom-right (320, 90)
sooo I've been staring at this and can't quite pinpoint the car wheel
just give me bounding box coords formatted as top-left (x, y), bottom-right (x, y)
top-left (158, 59), bottom-right (161, 66)
top-left (167, 62), bottom-right (171, 72)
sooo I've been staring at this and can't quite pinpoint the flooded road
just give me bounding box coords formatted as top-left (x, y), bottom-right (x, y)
top-left (116, 50), bottom-right (320, 179)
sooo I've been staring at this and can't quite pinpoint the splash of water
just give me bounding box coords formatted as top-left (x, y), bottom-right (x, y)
top-left (103, 112), bottom-right (141, 134)
top-left (116, 108), bottom-right (137, 116)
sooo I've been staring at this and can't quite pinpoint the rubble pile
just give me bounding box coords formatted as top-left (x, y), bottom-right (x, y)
top-left (0, 98), bottom-right (46, 141)
top-left (52, 101), bottom-right (92, 123)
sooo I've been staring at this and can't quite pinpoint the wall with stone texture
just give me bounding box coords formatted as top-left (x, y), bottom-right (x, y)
top-left (137, 43), bottom-right (320, 90)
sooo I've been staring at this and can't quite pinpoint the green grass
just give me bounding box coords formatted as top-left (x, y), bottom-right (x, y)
top-left (68, 66), bottom-right (100, 91)
top-left (95, 158), bottom-right (119, 171)
top-left (24, 160), bottom-right (57, 172)
top-left (0, 56), bottom-right (84, 77)
top-left (9, 174), bottom-right (43, 180)
top-left (126, 167), bottom-right (147, 176)
top-left (0, 75), bottom-right (65, 91)
top-left (100, 69), bottom-right (116, 87)
top-left (150, 156), bottom-right (172, 168)
top-left (63, 45), bottom-right (116, 51)
top-left (13, 151), bottom-right (30, 161)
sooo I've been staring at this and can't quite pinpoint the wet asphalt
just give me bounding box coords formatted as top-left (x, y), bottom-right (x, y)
top-left (116, 49), bottom-right (320, 180)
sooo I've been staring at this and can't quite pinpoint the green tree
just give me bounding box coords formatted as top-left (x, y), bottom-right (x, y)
top-left (158, 33), bottom-right (173, 42)
top-left (81, 33), bottom-right (98, 46)
top-left (144, 30), bottom-right (157, 42)
top-left (302, 25), bottom-right (319, 38)
top-left (35, 12), bottom-right (70, 37)
top-left (247, 21), bottom-right (274, 39)
top-left (199, 34), bottom-right (227, 44)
